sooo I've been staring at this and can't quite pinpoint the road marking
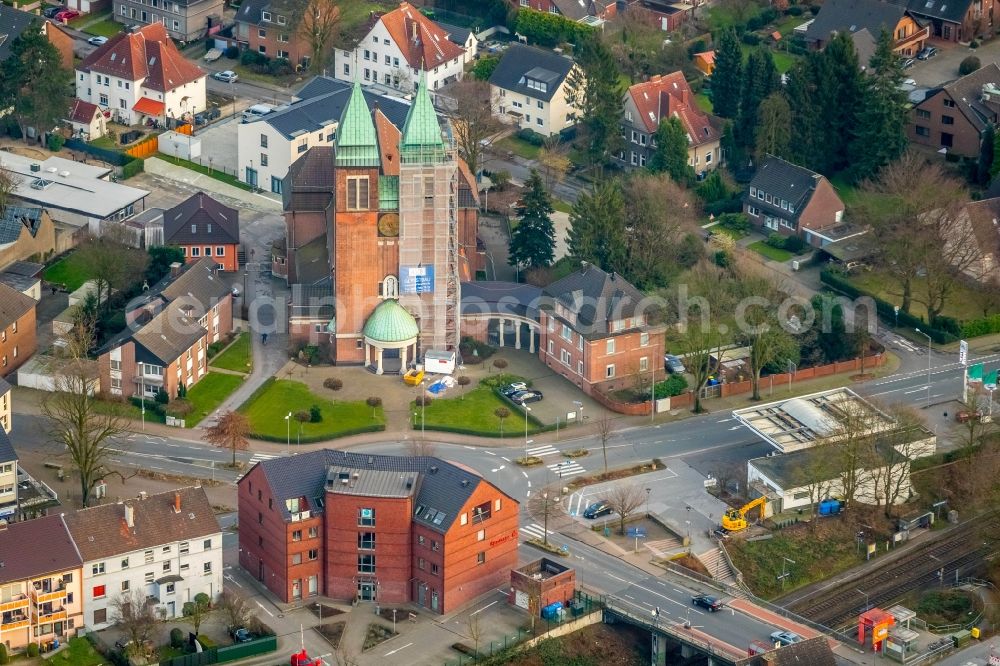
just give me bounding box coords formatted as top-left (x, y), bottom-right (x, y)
top-left (526, 480), bottom-right (531, 487)
top-left (624, 594), bottom-right (636, 600)
top-left (471, 600), bottom-right (498, 615)
top-left (501, 456), bottom-right (511, 462)
top-left (490, 465), bottom-right (506, 473)
top-left (547, 461), bottom-right (584, 478)
top-left (728, 426), bottom-right (743, 431)
top-left (520, 523), bottom-right (549, 540)
top-left (903, 386), bottom-right (930, 395)
top-left (249, 453), bottom-right (280, 464)
top-left (384, 643), bottom-right (413, 656)
top-left (485, 451), bottom-right (497, 456)
top-left (223, 574), bottom-right (243, 588)
top-left (254, 601), bottom-right (274, 617)
top-left (464, 445), bottom-right (474, 450)
top-left (605, 573), bottom-right (629, 583)
top-left (527, 444), bottom-right (560, 457)
top-left (522, 471), bottom-right (529, 479)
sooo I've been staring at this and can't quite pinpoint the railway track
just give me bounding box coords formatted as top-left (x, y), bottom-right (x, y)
top-left (787, 516), bottom-right (1000, 628)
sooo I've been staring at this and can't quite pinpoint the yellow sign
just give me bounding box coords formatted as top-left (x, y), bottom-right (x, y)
top-left (874, 624), bottom-right (888, 642)
top-left (867, 543), bottom-right (877, 555)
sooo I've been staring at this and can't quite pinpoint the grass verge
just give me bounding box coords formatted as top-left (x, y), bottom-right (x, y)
top-left (210, 331), bottom-right (252, 373)
top-left (44, 637), bottom-right (104, 665)
top-left (185, 372), bottom-right (244, 426)
top-left (240, 378), bottom-right (385, 441)
top-left (156, 153), bottom-right (253, 191)
top-left (496, 136), bottom-right (541, 160)
top-left (84, 18), bottom-right (125, 37)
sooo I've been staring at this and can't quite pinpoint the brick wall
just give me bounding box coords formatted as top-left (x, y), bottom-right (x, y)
top-left (334, 168), bottom-right (381, 364)
top-left (0, 307), bottom-right (35, 377)
top-left (509, 559), bottom-right (576, 610)
top-left (238, 465), bottom-right (291, 601)
top-left (908, 90), bottom-right (983, 158)
top-left (798, 178), bottom-right (844, 236)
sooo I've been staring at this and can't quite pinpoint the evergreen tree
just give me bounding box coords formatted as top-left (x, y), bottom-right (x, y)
top-left (784, 59), bottom-right (821, 170)
top-left (508, 169), bottom-right (556, 270)
top-left (848, 29), bottom-right (908, 182)
top-left (567, 35), bottom-right (623, 165)
top-left (754, 92), bottom-right (791, 159)
top-left (567, 180), bottom-right (627, 272)
top-left (991, 127), bottom-right (1000, 179)
top-left (649, 116), bottom-right (694, 183)
top-left (0, 21), bottom-right (71, 145)
top-left (822, 32), bottom-right (863, 171)
top-left (711, 30), bottom-right (743, 119)
top-left (736, 48), bottom-right (779, 151)
top-left (978, 125), bottom-right (994, 185)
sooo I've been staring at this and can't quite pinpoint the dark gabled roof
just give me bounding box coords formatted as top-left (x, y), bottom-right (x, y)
top-left (805, 0), bottom-right (912, 43)
top-left (0, 427), bottom-right (16, 464)
top-left (160, 256), bottom-right (231, 306)
top-left (435, 21), bottom-right (472, 46)
top-left (64, 487), bottom-right (220, 562)
top-left (0, 282), bottom-right (35, 330)
top-left (0, 515), bottom-right (82, 584)
top-left (0, 205), bottom-right (42, 245)
top-left (4, 261), bottom-right (42, 277)
top-left (935, 63), bottom-right (1000, 134)
top-left (542, 264), bottom-right (648, 339)
top-left (235, 0), bottom-right (269, 26)
top-left (131, 304), bottom-right (207, 365)
top-left (0, 6), bottom-right (36, 63)
top-left (907, 0), bottom-right (972, 24)
top-left (246, 450), bottom-right (513, 534)
top-left (284, 147), bottom-right (335, 213)
top-left (163, 192), bottom-right (240, 246)
top-left (746, 155), bottom-right (823, 220)
top-left (489, 44), bottom-right (576, 103)
top-left (294, 75), bottom-right (350, 101)
top-left (263, 81), bottom-right (412, 141)
top-left (295, 234), bottom-right (330, 285)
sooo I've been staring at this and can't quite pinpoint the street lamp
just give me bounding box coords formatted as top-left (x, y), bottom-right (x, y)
top-left (786, 360), bottom-right (796, 393)
top-left (856, 588), bottom-right (870, 612)
top-left (645, 487), bottom-right (651, 518)
top-left (915, 328), bottom-right (932, 408)
top-left (522, 404), bottom-right (531, 458)
top-left (284, 411), bottom-right (292, 455)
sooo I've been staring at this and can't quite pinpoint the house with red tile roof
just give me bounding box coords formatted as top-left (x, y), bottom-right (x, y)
top-left (74, 24), bottom-right (206, 126)
top-left (66, 99), bottom-right (108, 140)
top-left (619, 72), bottom-right (721, 174)
top-left (334, 1), bottom-right (465, 93)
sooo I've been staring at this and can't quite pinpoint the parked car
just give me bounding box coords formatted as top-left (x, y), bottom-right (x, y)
top-left (213, 70), bottom-right (239, 83)
top-left (692, 594), bottom-right (723, 612)
top-left (230, 627), bottom-right (252, 643)
top-left (583, 501), bottom-right (613, 519)
top-left (510, 390), bottom-right (543, 404)
top-left (664, 354), bottom-right (686, 374)
top-left (87, 36), bottom-right (108, 46)
top-left (43, 5), bottom-right (63, 17)
top-left (500, 382), bottom-right (528, 397)
top-left (770, 631), bottom-right (803, 647)
top-left (230, 286), bottom-right (241, 298)
top-left (902, 57), bottom-right (915, 69)
top-left (917, 46), bottom-right (937, 60)
top-left (54, 8), bottom-right (79, 20)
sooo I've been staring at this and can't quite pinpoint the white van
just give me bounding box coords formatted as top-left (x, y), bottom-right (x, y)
top-left (241, 104), bottom-right (274, 123)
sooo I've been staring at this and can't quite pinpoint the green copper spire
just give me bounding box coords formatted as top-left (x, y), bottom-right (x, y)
top-left (401, 71), bottom-right (445, 160)
top-left (335, 80), bottom-right (379, 167)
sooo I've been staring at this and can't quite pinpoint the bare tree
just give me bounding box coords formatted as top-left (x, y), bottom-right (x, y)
top-left (467, 613), bottom-right (482, 658)
top-left (0, 167), bottom-right (15, 217)
top-left (494, 406), bottom-right (510, 438)
top-left (406, 439), bottom-right (436, 457)
top-left (218, 589), bottom-right (251, 632)
top-left (111, 589), bottom-right (157, 660)
top-left (607, 483), bottom-right (646, 535)
top-left (456, 375), bottom-right (471, 399)
top-left (597, 411), bottom-right (612, 476)
top-left (74, 231), bottom-right (149, 315)
top-left (733, 265), bottom-right (797, 401)
top-left (673, 264), bottom-right (734, 413)
top-left (788, 444), bottom-right (838, 524)
top-left (449, 78), bottom-right (502, 177)
top-left (622, 173), bottom-right (700, 289)
top-left (203, 411), bottom-right (251, 467)
top-left (285, 0), bottom-right (340, 72)
top-left (538, 137), bottom-right (571, 192)
top-left (182, 593), bottom-right (211, 635)
top-left (43, 323), bottom-right (131, 507)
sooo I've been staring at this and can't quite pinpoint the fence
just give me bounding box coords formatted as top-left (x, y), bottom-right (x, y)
top-left (157, 635), bottom-right (277, 666)
top-left (64, 137), bottom-right (133, 166)
top-left (126, 134), bottom-right (159, 159)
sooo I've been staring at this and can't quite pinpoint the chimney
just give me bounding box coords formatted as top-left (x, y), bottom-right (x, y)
top-left (412, 20), bottom-right (419, 43)
top-left (169, 261), bottom-right (183, 277)
top-left (173, 492), bottom-right (181, 514)
top-left (124, 503), bottom-right (135, 528)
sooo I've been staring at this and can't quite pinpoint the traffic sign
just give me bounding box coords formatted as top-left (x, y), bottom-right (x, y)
top-left (627, 527), bottom-right (647, 538)
top-left (960, 339), bottom-right (968, 366)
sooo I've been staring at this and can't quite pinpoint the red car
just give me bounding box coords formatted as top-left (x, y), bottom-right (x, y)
top-left (55, 9), bottom-right (80, 20)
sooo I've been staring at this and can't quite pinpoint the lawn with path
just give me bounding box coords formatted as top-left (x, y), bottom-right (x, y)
top-left (240, 379), bottom-right (385, 441)
top-left (185, 372), bottom-right (244, 426)
top-left (210, 331), bottom-right (252, 373)
top-left (43, 253), bottom-right (92, 291)
top-left (414, 385), bottom-right (545, 437)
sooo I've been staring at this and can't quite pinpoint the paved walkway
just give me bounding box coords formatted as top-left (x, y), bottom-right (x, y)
top-left (144, 157), bottom-right (281, 211)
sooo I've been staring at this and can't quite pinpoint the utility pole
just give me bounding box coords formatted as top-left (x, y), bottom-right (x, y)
top-left (777, 557), bottom-right (796, 591)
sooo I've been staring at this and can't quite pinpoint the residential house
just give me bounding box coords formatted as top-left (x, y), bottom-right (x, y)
top-left (0, 515), bottom-right (84, 652)
top-left (0, 422), bottom-right (16, 519)
top-left (805, 0), bottom-right (929, 57)
top-left (744, 156), bottom-right (850, 247)
top-left (233, 0), bottom-right (312, 68)
top-left (620, 72), bottom-right (721, 173)
top-left (906, 0), bottom-right (994, 42)
top-left (625, 0), bottom-right (696, 32)
top-left (113, 0), bottom-right (224, 41)
top-left (98, 257), bottom-right (232, 400)
top-left (537, 265), bottom-right (666, 396)
top-left (0, 7), bottom-right (74, 71)
top-left (66, 99), bottom-right (109, 140)
top-left (0, 261), bottom-right (43, 302)
top-left (1, 152), bottom-right (150, 233)
top-left (163, 192), bottom-right (240, 271)
top-left (511, 0), bottom-right (617, 22)
top-left (64, 486), bottom-right (223, 629)
top-left (76, 24), bottom-right (207, 127)
top-left (235, 75), bottom-right (412, 192)
top-left (435, 21), bottom-right (478, 64)
top-left (693, 50), bottom-right (715, 76)
top-left (909, 63), bottom-right (1000, 157)
top-left (0, 206), bottom-right (56, 273)
top-left (489, 44), bottom-right (580, 137)
top-left (0, 283), bottom-right (36, 378)
top-left (334, 1), bottom-right (465, 92)
top-left (949, 197), bottom-right (1000, 284)
top-left (238, 450), bottom-right (518, 612)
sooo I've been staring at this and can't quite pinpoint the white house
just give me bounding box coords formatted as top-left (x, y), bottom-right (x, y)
top-left (75, 24), bottom-right (206, 127)
top-left (488, 44), bottom-right (581, 137)
top-left (237, 76), bottom-right (414, 192)
top-left (334, 1), bottom-right (465, 93)
top-left (435, 21), bottom-right (478, 65)
top-left (63, 486), bottom-right (223, 629)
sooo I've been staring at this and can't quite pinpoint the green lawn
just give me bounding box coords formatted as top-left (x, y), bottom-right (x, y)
top-left (552, 199), bottom-right (572, 214)
top-left (694, 92), bottom-right (713, 114)
top-left (747, 240), bottom-right (793, 262)
top-left (210, 332), bottom-right (252, 373)
top-left (771, 50), bottom-right (797, 74)
top-left (240, 379), bottom-right (384, 441)
top-left (496, 136), bottom-right (541, 161)
top-left (88, 135), bottom-right (117, 150)
top-left (335, 0), bottom-right (392, 47)
top-left (45, 637), bottom-right (104, 666)
top-left (414, 386), bottom-right (544, 437)
top-left (84, 18), bottom-right (125, 37)
top-left (43, 253), bottom-right (92, 291)
top-left (157, 153), bottom-right (253, 192)
top-left (847, 270), bottom-right (994, 322)
top-left (712, 224), bottom-right (748, 241)
top-left (185, 372), bottom-right (244, 426)
top-left (775, 14), bottom-right (809, 36)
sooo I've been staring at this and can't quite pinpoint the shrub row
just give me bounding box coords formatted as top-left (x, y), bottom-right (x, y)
top-left (249, 423), bottom-right (385, 443)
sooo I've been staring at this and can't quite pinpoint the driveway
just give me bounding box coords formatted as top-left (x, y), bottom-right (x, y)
top-left (906, 38), bottom-right (1000, 88)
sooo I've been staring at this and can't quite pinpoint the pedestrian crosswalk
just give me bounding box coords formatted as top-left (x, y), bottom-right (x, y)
top-left (249, 453), bottom-right (280, 465)
top-left (520, 523), bottom-right (549, 541)
top-left (547, 460), bottom-right (585, 478)
top-left (526, 444), bottom-right (560, 457)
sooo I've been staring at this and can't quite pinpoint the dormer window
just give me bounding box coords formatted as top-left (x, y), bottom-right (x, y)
top-left (262, 10), bottom-right (271, 21)
top-left (276, 14), bottom-right (286, 24)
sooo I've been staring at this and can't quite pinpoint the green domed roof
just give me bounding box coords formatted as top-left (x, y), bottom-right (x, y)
top-left (363, 299), bottom-right (419, 343)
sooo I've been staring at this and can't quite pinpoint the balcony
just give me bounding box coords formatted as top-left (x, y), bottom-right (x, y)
top-left (35, 608), bottom-right (67, 623)
top-left (894, 25), bottom-right (930, 52)
top-left (1, 615), bottom-right (29, 630)
top-left (32, 587), bottom-right (66, 604)
top-left (0, 595), bottom-right (29, 613)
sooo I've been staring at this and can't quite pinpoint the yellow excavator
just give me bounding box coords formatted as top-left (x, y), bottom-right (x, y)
top-left (721, 496), bottom-right (768, 532)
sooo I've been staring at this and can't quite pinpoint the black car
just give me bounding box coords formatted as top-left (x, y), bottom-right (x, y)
top-left (692, 594), bottom-right (723, 612)
top-left (916, 46), bottom-right (938, 60)
top-left (583, 501), bottom-right (613, 519)
top-left (510, 390), bottom-right (543, 404)
top-left (43, 5), bottom-right (63, 17)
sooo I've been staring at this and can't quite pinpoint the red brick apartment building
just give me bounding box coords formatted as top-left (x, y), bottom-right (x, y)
top-left (163, 192), bottom-right (241, 272)
top-left (98, 257), bottom-right (232, 399)
top-left (238, 450), bottom-right (518, 613)
top-left (538, 265), bottom-right (665, 396)
top-left (0, 283), bottom-right (37, 378)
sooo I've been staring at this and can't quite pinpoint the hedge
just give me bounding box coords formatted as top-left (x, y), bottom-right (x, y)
top-left (820, 269), bottom-right (958, 343)
top-left (121, 157), bottom-right (144, 179)
top-left (961, 313), bottom-right (1000, 338)
top-left (249, 423), bottom-right (385, 443)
